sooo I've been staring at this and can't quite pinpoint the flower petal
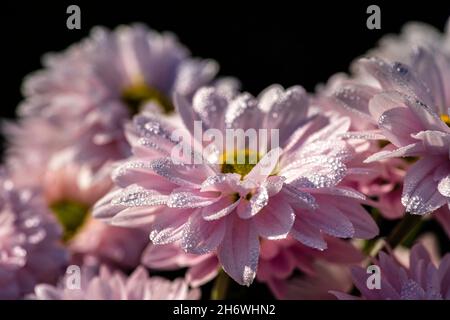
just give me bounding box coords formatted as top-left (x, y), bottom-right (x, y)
top-left (253, 194), bottom-right (295, 240)
top-left (182, 211), bottom-right (226, 254)
top-left (149, 208), bottom-right (192, 245)
top-left (237, 187), bottom-right (269, 219)
top-left (402, 157), bottom-right (447, 215)
top-left (217, 215), bottom-right (259, 286)
top-left (201, 196), bottom-right (240, 221)
top-left (290, 216), bottom-right (327, 250)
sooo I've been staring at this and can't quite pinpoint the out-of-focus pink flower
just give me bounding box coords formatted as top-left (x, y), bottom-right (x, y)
top-left (43, 162), bottom-right (149, 269)
top-left (332, 242), bottom-right (450, 300)
top-left (2, 24), bottom-right (237, 273)
top-left (141, 236), bottom-right (364, 299)
top-left (326, 18), bottom-right (450, 223)
top-left (330, 54), bottom-right (450, 222)
top-left (370, 19), bottom-right (450, 230)
top-left (435, 206), bottom-right (450, 237)
top-left (4, 24), bottom-right (231, 189)
top-left (257, 236), bottom-right (364, 299)
top-left (0, 173), bottom-right (68, 299)
top-left (141, 243), bottom-right (219, 288)
top-left (369, 19), bottom-right (450, 64)
top-left (273, 262), bottom-right (355, 300)
top-left (316, 76), bottom-right (409, 220)
top-left (10, 157), bottom-right (149, 270)
top-left (94, 85), bottom-right (378, 286)
top-left (70, 220), bottom-right (148, 270)
top-left (30, 261), bottom-right (199, 300)
top-left (50, 162), bottom-right (149, 269)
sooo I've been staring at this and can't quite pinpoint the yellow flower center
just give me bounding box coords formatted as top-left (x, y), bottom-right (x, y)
top-left (441, 114), bottom-right (450, 127)
top-left (121, 81), bottom-right (174, 115)
top-left (220, 149), bottom-right (261, 178)
top-left (50, 200), bottom-right (90, 242)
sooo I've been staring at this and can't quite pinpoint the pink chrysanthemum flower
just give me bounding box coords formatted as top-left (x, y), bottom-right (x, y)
top-left (141, 236), bottom-right (364, 298)
top-left (330, 40), bottom-right (450, 226)
top-left (141, 243), bottom-right (219, 288)
top-left (316, 75), bottom-right (409, 220)
top-left (41, 163), bottom-right (149, 269)
top-left (369, 19), bottom-right (450, 64)
top-left (368, 19), bottom-right (450, 231)
top-left (5, 23), bottom-right (229, 187)
top-left (94, 85), bottom-right (378, 285)
top-left (3, 24), bottom-right (236, 272)
top-left (257, 237), bottom-right (364, 299)
top-left (332, 243), bottom-right (450, 300)
top-left (0, 172), bottom-right (68, 299)
top-left (8, 152), bottom-right (148, 270)
top-left (30, 261), bottom-right (199, 300)
top-left (273, 260), bottom-right (355, 300)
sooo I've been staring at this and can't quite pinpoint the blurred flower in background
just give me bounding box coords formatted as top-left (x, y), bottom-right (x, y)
top-left (30, 258), bottom-right (199, 300)
top-left (0, 171), bottom-right (67, 299)
top-left (332, 240), bottom-right (450, 300)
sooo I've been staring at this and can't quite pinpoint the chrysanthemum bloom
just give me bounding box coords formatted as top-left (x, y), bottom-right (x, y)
top-left (141, 243), bottom-right (219, 288)
top-left (273, 260), bottom-right (355, 300)
top-left (5, 23), bottom-right (231, 189)
top-left (30, 261), bottom-right (199, 300)
top-left (330, 55), bottom-right (450, 228)
top-left (368, 19), bottom-right (450, 232)
top-left (36, 161), bottom-right (149, 269)
top-left (331, 243), bottom-right (450, 300)
top-left (4, 24), bottom-right (235, 270)
top-left (46, 163), bottom-right (150, 269)
top-left (141, 236), bottom-right (364, 298)
top-left (313, 91), bottom-right (408, 219)
top-left (94, 85), bottom-right (379, 285)
top-left (368, 19), bottom-right (450, 64)
top-left (257, 236), bottom-right (364, 299)
top-left (0, 173), bottom-right (67, 299)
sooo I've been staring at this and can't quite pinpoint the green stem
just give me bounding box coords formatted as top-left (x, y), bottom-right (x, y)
top-left (210, 270), bottom-right (230, 300)
top-left (386, 214), bottom-right (423, 249)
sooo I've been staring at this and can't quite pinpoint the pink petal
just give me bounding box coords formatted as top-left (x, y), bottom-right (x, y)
top-left (202, 196), bottom-right (240, 221)
top-left (304, 201), bottom-right (355, 238)
top-left (167, 188), bottom-right (220, 208)
top-left (237, 187), bottom-right (269, 219)
top-left (245, 148), bottom-right (282, 183)
top-left (149, 208), bottom-right (192, 244)
top-left (150, 157), bottom-right (213, 187)
top-left (290, 216), bottom-right (327, 250)
top-left (186, 255), bottom-right (220, 287)
top-left (364, 143), bottom-right (425, 163)
top-left (200, 173), bottom-right (242, 193)
top-left (378, 107), bottom-right (423, 146)
top-left (402, 157), bottom-right (447, 215)
top-left (333, 198), bottom-right (379, 239)
top-left (111, 206), bottom-right (162, 227)
top-left (253, 194), bottom-right (295, 239)
top-left (182, 211), bottom-right (226, 254)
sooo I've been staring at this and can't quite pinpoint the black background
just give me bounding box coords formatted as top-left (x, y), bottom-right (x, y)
top-left (1, 0), bottom-right (450, 120)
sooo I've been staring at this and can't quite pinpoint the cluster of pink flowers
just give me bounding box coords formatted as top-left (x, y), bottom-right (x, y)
top-left (1, 20), bottom-right (449, 300)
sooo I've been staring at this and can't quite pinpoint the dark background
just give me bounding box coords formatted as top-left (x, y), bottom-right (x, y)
top-left (1, 0), bottom-right (450, 120)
